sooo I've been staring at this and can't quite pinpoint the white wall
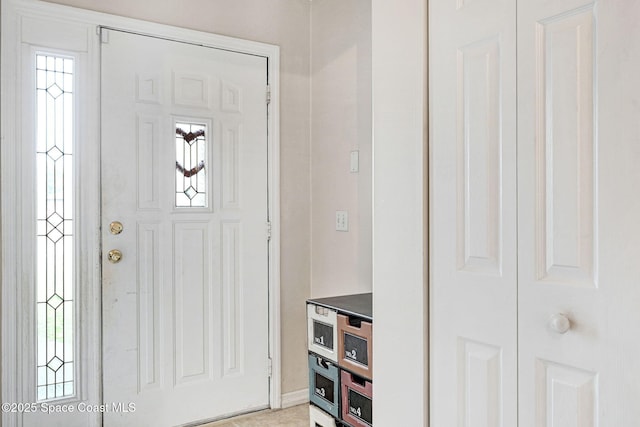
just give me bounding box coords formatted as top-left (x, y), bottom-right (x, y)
top-left (310, 0), bottom-right (372, 298)
top-left (372, 0), bottom-right (428, 425)
top-left (41, 0), bottom-right (313, 395)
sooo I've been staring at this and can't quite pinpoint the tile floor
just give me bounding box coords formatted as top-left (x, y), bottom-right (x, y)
top-left (200, 404), bottom-right (309, 427)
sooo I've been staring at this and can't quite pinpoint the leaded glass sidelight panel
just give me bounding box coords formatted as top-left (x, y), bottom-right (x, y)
top-left (35, 54), bottom-right (75, 401)
top-left (175, 123), bottom-right (207, 207)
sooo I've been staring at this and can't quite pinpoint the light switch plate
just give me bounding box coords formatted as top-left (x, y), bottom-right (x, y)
top-left (350, 150), bottom-right (359, 173)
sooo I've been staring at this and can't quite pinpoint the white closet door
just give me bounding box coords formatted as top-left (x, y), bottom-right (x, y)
top-left (517, 0), bottom-right (640, 425)
top-left (429, 0), bottom-right (517, 424)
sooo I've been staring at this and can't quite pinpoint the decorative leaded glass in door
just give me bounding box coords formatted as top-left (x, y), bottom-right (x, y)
top-left (175, 123), bottom-right (207, 207)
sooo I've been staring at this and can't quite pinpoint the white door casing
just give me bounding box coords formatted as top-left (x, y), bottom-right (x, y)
top-left (2, 2), bottom-right (282, 427)
top-left (430, 0), bottom-right (640, 425)
top-left (429, 0), bottom-right (518, 424)
top-left (101, 29), bottom-right (270, 426)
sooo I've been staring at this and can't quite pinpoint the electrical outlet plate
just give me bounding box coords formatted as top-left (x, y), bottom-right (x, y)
top-left (336, 211), bottom-right (349, 231)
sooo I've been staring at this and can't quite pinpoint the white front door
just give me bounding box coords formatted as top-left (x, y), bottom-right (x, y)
top-left (430, 0), bottom-right (640, 424)
top-left (101, 29), bottom-right (270, 426)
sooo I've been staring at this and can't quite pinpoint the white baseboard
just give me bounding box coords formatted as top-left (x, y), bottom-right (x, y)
top-left (281, 388), bottom-right (309, 408)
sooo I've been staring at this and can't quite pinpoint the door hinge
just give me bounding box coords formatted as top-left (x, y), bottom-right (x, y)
top-left (267, 358), bottom-right (273, 377)
top-left (266, 221), bottom-right (272, 241)
top-left (266, 85), bottom-right (271, 105)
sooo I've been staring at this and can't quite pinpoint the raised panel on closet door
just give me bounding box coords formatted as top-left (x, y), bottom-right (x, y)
top-left (517, 0), bottom-right (640, 425)
top-left (429, 0), bottom-right (517, 423)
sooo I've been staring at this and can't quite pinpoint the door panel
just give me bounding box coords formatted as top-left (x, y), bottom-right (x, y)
top-left (429, 0), bottom-right (517, 423)
top-left (431, 0), bottom-right (640, 424)
top-left (101, 30), bottom-right (269, 426)
top-left (518, 0), bottom-right (640, 425)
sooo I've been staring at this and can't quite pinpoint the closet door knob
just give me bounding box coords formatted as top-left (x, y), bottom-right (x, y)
top-left (549, 313), bottom-right (571, 334)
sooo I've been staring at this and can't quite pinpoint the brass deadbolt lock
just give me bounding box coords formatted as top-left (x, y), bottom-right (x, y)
top-left (109, 221), bottom-right (124, 235)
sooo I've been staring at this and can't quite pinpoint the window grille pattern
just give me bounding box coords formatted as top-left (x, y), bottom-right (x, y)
top-left (175, 123), bottom-right (207, 207)
top-left (35, 54), bottom-right (75, 401)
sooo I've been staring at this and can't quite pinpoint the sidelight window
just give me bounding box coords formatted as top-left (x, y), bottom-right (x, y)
top-left (35, 54), bottom-right (75, 400)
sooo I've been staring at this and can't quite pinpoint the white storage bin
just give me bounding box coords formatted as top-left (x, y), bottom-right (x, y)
top-left (307, 303), bottom-right (338, 362)
top-left (309, 404), bottom-right (337, 427)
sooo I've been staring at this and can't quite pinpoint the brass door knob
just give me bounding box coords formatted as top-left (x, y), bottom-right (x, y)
top-left (107, 249), bottom-right (123, 263)
top-left (109, 221), bottom-right (124, 235)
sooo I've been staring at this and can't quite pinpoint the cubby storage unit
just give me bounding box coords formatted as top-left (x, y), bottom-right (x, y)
top-left (307, 293), bottom-right (372, 426)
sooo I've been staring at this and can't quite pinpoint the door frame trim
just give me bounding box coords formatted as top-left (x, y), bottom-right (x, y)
top-left (1, 1), bottom-right (282, 424)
